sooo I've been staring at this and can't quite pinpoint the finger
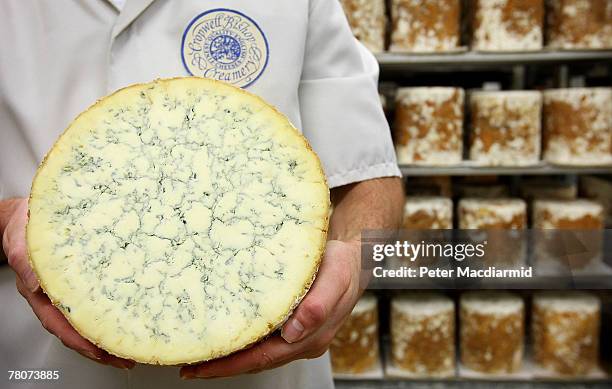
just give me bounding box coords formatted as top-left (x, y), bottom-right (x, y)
top-left (98, 350), bottom-right (137, 370)
top-left (4, 202), bottom-right (39, 293)
top-left (16, 277), bottom-right (98, 355)
top-left (244, 348), bottom-right (325, 374)
top-left (281, 244), bottom-right (353, 343)
top-left (180, 336), bottom-right (299, 379)
top-left (244, 328), bottom-right (334, 374)
top-left (7, 241), bottom-right (39, 292)
top-left (16, 277), bottom-right (135, 369)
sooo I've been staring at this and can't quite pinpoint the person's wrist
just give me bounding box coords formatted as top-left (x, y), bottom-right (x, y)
top-left (333, 239), bottom-right (363, 296)
top-left (342, 238), bottom-right (367, 294)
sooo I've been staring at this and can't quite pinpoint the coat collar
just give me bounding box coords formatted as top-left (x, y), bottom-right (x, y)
top-left (108, 0), bottom-right (156, 39)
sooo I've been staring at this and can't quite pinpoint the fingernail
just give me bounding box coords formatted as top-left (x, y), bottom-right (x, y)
top-left (26, 270), bottom-right (40, 293)
top-left (281, 318), bottom-right (304, 343)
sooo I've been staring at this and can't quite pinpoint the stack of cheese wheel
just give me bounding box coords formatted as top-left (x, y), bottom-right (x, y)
top-left (391, 293), bottom-right (456, 377)
top-left (543, 88), bottom-right (612, 166)
top-left (26, 78), bottom-right (330, 365)
top-left (533, 200), bottom-right (604, 229)
top-left (470, 0), bottom-right (544, 51)
top-left (460, 291), bottom-right (524, 374)
top-left (546, 0), bottom-right (612, 49)
top-left (532, 291), bottom-right (601, 376)
top-left (469, 90), bottom-right (542, 166)
top-left (390, 0), bottom-right (461, 52)
top-left (401, 197), bottom-right (453, 269)
top-left (533, 199), bottom-right (604, 270)
top-left (339, 0), bottom-right (386, 53)
top-left (458, 198), bottom-right (527, 268)
top-left (459, 198), bottom-right (527, 229)
top-left (403, 197), bottom-right (453, 230)
top-left (330, 294), bottom-right (380, 374)
top-left (394, 87), bottom-right (464, 166)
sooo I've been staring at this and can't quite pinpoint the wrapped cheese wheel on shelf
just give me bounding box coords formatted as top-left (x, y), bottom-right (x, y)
top-left (391, 293), bottom-right (456, 377)
top-left (394, 87), bottom-right (464, 166)
top-left (470, 0), bottom-right (544, 51)
top-left (400, 197), bottom-right (453, 268)
top-left (546, 0), bottom-right (612, 49)
top-left (330, 294), bottom-right (380, 374)
top-left (390, 0), bottom-right (461, 52)
top-left (403, 197), bottom-right (453, 229)
top-left (469, 90), bottom-right (542, 166)
top-left (533, 199), bottom-right (604, 229)
top-left (543, 88), bottom-right (612, 166)
top-left (460, 291), bottom-right (525, 374)
top-left (532, 291), bottom-right (601, 376)
top-left (458, 198), bottom-right (527, 229)
top-left (339, 0), bottom-right (386, 53)
top-left (458, 198), bottom-right (527, 268)
top-left (533, 199), bottom-right (604, 270)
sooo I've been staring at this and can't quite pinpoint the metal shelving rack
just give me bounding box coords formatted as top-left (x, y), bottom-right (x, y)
top-left (385, 49), bottom-right (612, 182)
top-left (382, 50), bottom-right (612, 179)
top-left (335, 379), bottom-right (612, 389)
top-left (376, 50), bottom-right (612, 70)
top-left (399, 164), bottom-right (612, 177)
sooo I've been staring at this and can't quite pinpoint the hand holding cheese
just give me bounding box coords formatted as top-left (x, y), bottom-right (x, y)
top-left (8, 76), bottom-right (403, 376)
top-left (1, 198), bottom-right (135, 369)
top-left (180, 239), bottom-right (361, 378)
top-left (180, 177), bottom-right (405, 378)
top-left (25, 78), bottom-right (330, 365)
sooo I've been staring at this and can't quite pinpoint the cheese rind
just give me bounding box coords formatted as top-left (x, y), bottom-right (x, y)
top-left (26, 77), bottom-right (330, 365)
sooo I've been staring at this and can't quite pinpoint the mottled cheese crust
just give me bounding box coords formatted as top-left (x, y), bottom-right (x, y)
top-left (26, 78), bottom-right (330, 365)
top-left (532, 291), bottom-right (601, 376)
top-left (470, 0), bottom-right (544, 51)
top-left (460, 291), bottom-right (525, 374)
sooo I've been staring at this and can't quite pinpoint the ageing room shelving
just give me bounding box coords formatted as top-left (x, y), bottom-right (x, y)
top-left (376, 50), bottom-right (612, 71)
top-left (398, 164), bottom-right (612, 177)
top-left (335, 378), bottom-right (612, 389)
top-left (338, 11), bottom-right (612, 385)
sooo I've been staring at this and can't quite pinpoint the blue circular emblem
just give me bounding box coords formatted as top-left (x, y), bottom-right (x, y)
top-left (210, 35), bottom-right (241, 64)
top-left (181, 9), bottom-right (269, 88)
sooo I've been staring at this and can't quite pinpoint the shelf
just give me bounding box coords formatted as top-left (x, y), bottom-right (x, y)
top-left (335, 378), bottom-right (611, 389)
top-left (368, 274), bottom-right (612, 290)
top-left (399, 164), bottom-right (612, 176)
top-left (376, 50), bottom-right (612, 71)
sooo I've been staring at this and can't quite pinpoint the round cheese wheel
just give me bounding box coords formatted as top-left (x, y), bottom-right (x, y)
top-left (27, 77), bottom-right (329, 365)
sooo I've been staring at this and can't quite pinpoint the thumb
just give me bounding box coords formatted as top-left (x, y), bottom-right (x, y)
top-left (281, 241), bottom-right (355, 343)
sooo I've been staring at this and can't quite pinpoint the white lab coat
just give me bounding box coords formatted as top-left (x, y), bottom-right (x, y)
top-left (0, 1), bottom-right (399, 388)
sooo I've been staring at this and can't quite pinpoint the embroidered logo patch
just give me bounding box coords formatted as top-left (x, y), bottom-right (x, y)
top-left (181, 9), bottom-right (269, 88)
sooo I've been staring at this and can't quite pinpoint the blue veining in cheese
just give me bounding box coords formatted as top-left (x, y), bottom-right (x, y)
top-left (27, 78), bottom-right (329, 365)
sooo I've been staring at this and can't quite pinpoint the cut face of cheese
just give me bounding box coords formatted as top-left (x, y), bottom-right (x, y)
top-left (27, 77), bottom-right (330, 365)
